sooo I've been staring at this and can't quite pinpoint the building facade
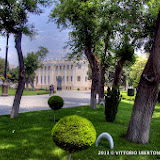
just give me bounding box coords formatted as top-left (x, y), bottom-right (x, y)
top-left (34, 59), bottom-right (91, 91)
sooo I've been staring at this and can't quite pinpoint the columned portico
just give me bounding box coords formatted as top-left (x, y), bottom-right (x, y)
top-left (46, 66), bottom-right (48, 85)
top-left (38, 68), bottom-right (41, 84)
top-left (35, 59), bottom-right (91, 90)
top-left (50, 67), bottom-right (54, 85)
top-left (64, 67), bottom-right (67, 86)
top-left (83, 68), bottom-right (86, 86)
top-left (72, 67), bottom-right (75, 86)
top-left (42, 67), bottom-right (44, 85)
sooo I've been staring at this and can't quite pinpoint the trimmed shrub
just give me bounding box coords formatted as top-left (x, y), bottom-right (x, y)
top-left (105, 87), bottom-right (121, 122)
top-left (51, 115), bottom-right (96, 155)
top-left (48, 96), bottom-right (64, 110)
top-left (48, 96), bottom-right (64, 121)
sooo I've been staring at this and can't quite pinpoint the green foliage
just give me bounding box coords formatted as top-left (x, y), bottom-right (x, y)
top-left (24, 46), bottom-right (48, 76)
top-left (139, 1), bottom-right (159, 52)
top-left (105, 87), bottom-right (121, 122)
top-left (24, 46), bottom-right (48, 89)
top-left (121, 90), bottom-right (135, 101)
top-left (0, 0), bottom-right (52, 37)
top-left (51, 115), bottom-right (96, 153)
top-left (9, 67), bottom-right (19, 82)
top-left (48, 96), bottom-right (64, 111)
top-left (116, 36), bottom-right (135, 63)
top-left (0, 57), bottom-right (6, 77)
top-left (130, 57), bottom-right (148, 88)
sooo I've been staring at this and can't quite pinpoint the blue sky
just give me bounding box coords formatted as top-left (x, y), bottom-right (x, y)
top-left (0, 6), bottom-right (70, 67)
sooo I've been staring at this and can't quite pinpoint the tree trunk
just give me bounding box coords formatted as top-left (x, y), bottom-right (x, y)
top-left (10, 32), bottom-right (25, 118)
top-left (4, 33), bottom-right (9, 79)
top-left (53, 110), bottom-right (56, 122)
top-left (26, 79), bottom-right (29, 90)
top-left (125, 11), bottom-right (160, 144)
top-left (98, 64), bottom-right (105, 103)
top-left (68, 153), bottom-right (71, 160)
top-left (28, 75), bottom-right (35, 91)
top-left (30, 78), bottom-right (35, 91)
top-left (85, 48), bottom-right (99, 109)
top-left (113, 58), bottom-right (125, 89)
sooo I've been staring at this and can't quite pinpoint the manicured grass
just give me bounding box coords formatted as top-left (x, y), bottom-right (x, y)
top-left (0, 100), bottom-right (160, 160)
top-left (105, 90), bottom-right (136, 101)
top-left (0, 86), bottom-right (50, 96)
top-left (120, 90), bottom-right (136, 101)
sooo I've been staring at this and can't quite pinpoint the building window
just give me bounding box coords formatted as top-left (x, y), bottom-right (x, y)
top-left (41, 76), bottom-right (42, 84)
top-left (71, 76), bottom-right (72, 81)
top-left (45, 66), bottom-right (46, 70)
top-left (67, 76), bottom-right (69, 81)
top-left (63, 65), bottom-right (65, 70)
top-left (78, 65), bottom-right (81, 69)
top-left (85, 76), bottom-right (87, 82)
top-left (60, 66), bottom-right (62, 70)
top-left (77, 76), bottom-right (81, 81)
top-left (48, 66), bottom-right (50, 70)
top-left (56, 66), bottom-right (58, 70)
top-left (67, 65), bottom-right (69, 69)
top-left (63, 76), bottom-right (65, 81)
top-left (56, 76), bottom-right (57, 81)
top-left (71, 65), bottom-right (73, 69)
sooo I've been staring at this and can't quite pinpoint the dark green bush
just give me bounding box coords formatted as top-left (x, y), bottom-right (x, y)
top-left (51, 115), bottom-right (96, 153)
top-left (48, 96), bottom-right (64, 110)
top-left (105, 87), bottom-right (121, 122)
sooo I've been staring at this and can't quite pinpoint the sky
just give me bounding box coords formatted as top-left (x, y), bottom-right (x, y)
top-left (0, 6), bottom-right (70, 67)
top-left (0, 5), bottom-right (145, 67)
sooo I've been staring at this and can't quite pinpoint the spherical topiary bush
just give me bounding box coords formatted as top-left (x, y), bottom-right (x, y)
top-left (51, 115), bottom-right (96, 159)
top-left (48, 96), bottom-right (64, 122)
top-left (48, 96), bottom-right (64, 110)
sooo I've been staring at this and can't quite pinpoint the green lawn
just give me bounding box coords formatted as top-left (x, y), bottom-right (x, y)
top-left (120, 90), bottom-right (136, 101)
top-left (0, 100), bottom-right (160, 160)
top-left (0, 86), bottom-right (50, 96)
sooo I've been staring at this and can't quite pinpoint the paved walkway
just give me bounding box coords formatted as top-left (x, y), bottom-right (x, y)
top-left (0, 90), bottom-right (91, 115)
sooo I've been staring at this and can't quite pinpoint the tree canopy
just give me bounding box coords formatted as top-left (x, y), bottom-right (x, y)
top-left (130, 56), bottom-right (148, 88)
top-left (24, 46), bottom-right (48, 90)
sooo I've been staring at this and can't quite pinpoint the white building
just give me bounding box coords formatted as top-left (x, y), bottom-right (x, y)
top-left (34, 59), bottom-right (91, 91)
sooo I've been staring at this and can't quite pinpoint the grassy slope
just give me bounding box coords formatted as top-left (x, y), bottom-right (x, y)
top-left (0, 100), bottom-right (160, 160)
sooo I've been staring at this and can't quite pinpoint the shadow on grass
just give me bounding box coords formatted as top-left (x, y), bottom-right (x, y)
top-left (0, 113), bottom-right (67, 160)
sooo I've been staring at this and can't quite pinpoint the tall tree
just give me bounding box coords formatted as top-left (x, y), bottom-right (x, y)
top-left (125, 9), bottom-right (160, 144)
top-left (0, 0), bottom-right (17, 95)
top-left (112, 37), bottom-right (135, 89)
top-left (24, 46), bottom-right (48, 90)
top-left (0, 0), bottom-right (50, 118)
top-left (50, 0), bottom-right (101, 109)
top-left (50, 0), bottom-right (150, 109)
